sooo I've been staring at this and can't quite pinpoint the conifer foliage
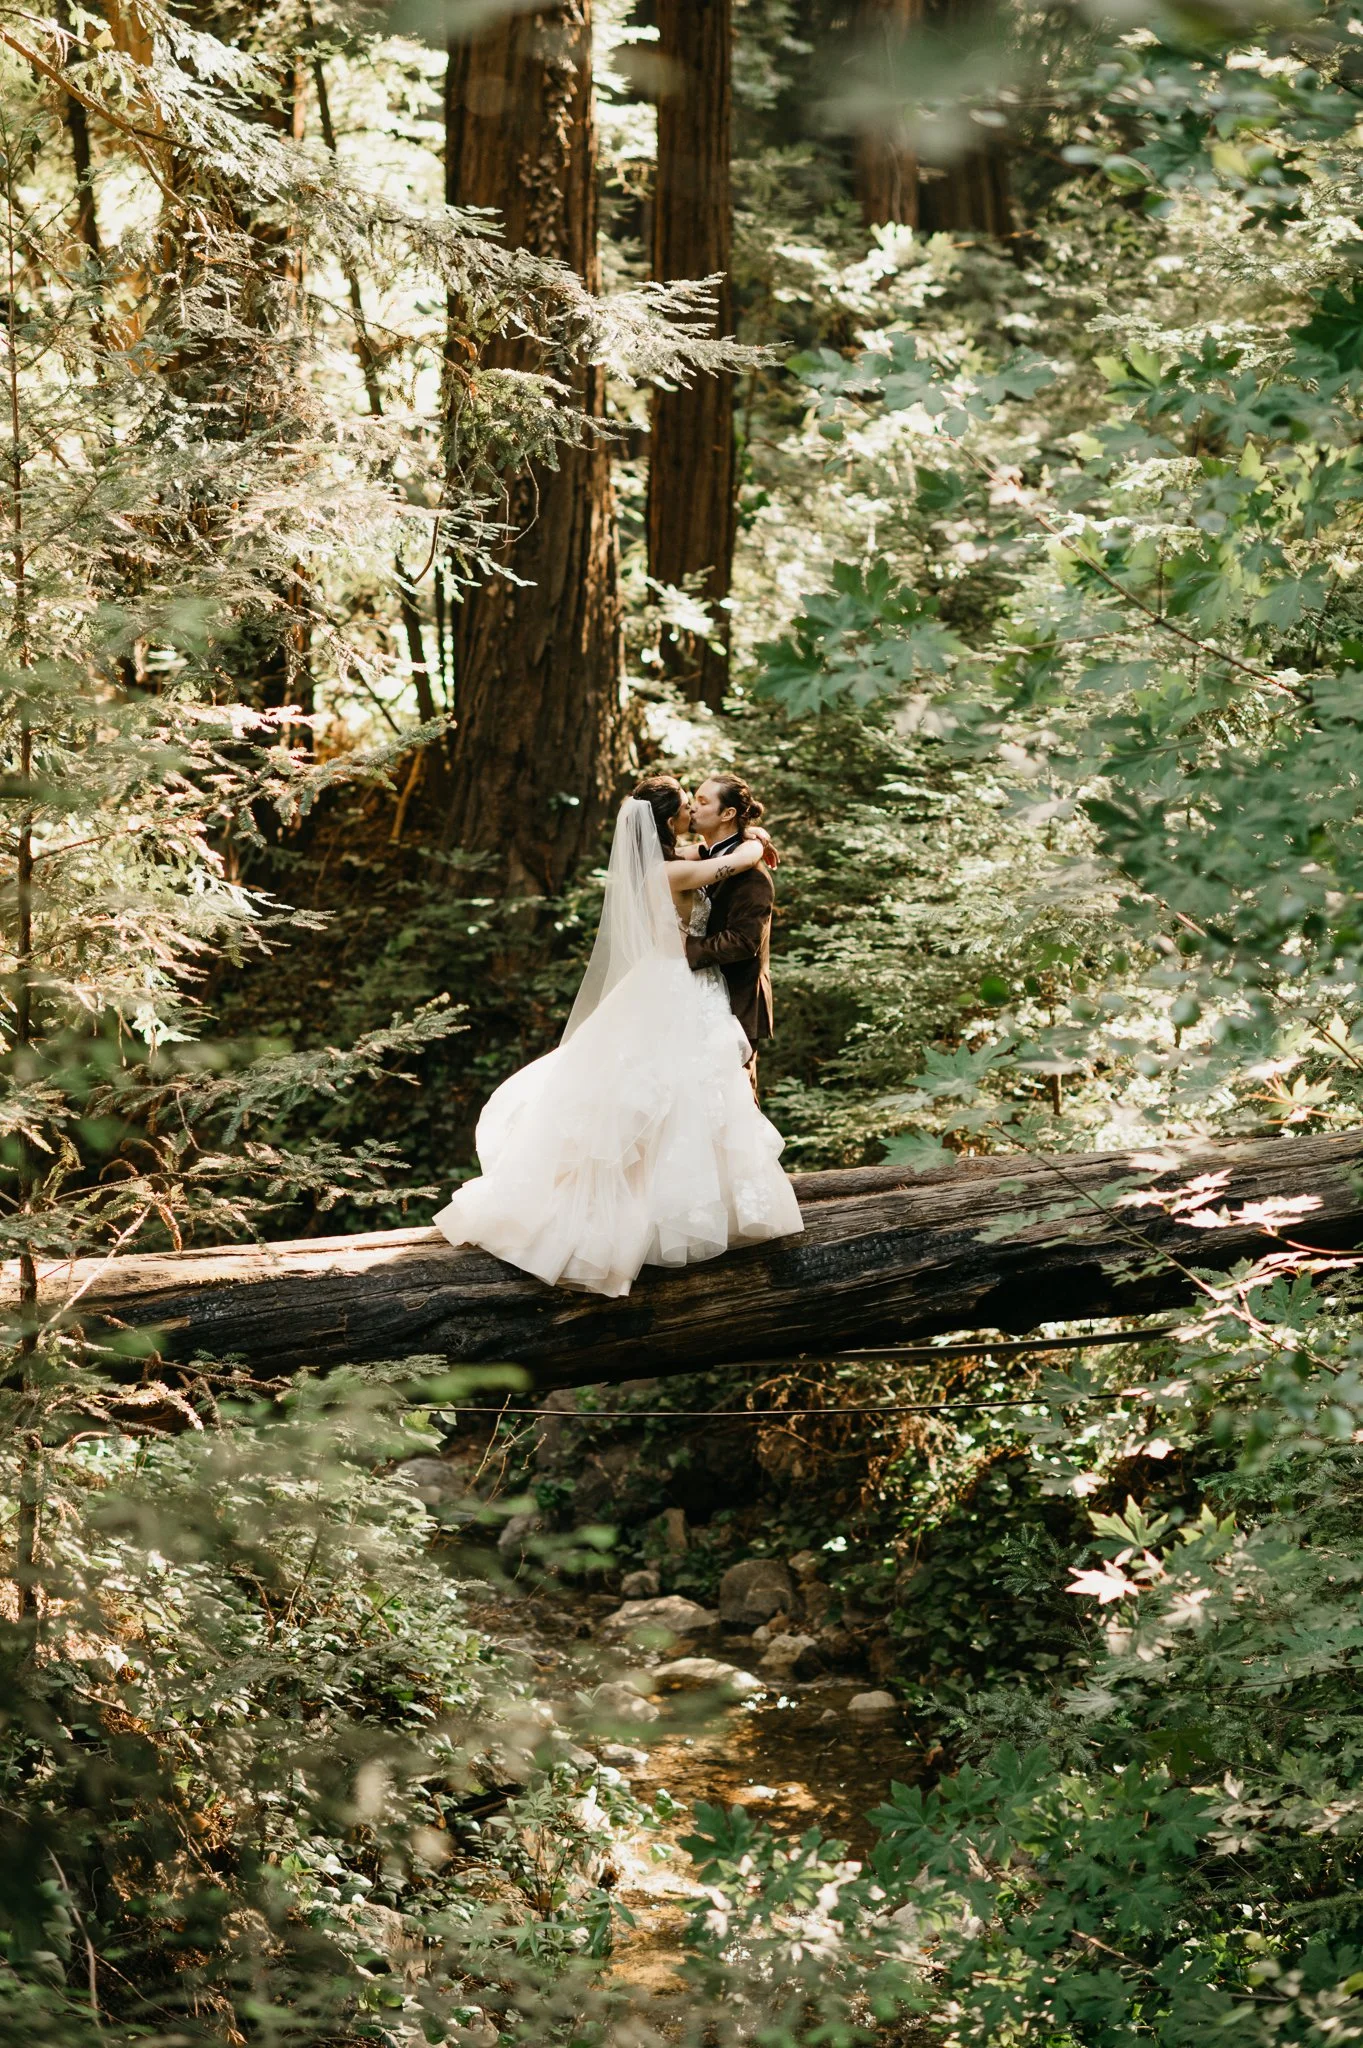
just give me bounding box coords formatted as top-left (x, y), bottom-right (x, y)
top-left (17, 3), bottom-right (1363, 2046)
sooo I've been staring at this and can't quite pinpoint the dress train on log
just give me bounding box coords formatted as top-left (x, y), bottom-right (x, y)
top-left (432, 801), bottom-right (803, 1297)
top-left (433, 949), bottom-right (802, 1297)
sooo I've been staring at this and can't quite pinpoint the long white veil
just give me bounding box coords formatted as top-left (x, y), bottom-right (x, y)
top-left (562, 798), bottom-right (684, 1043)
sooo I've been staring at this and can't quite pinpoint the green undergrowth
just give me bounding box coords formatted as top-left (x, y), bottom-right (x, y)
top-left (0, 1374), bottom-right (683, 2045)
top-left (589, 1288), bottom-right (1363, 2046)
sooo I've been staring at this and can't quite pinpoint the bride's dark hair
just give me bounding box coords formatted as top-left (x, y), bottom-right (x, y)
top-left (630, 774), bottom-right (684, 859)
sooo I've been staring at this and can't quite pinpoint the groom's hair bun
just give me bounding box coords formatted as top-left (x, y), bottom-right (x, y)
top-left (711, 774), bottom-right (763, 832)
top-left (630, 774), bottom-right (684, 857)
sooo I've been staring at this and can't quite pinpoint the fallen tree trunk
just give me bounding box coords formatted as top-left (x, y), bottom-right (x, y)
top-left (10, 1132), bottom-right (1363, 1391)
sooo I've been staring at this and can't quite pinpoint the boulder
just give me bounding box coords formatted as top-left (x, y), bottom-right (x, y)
top-left (496, 1509), bottom-right (546, 1559)
top-left (452, 2020), bottom-right (500, 2048)
top-left (756, 1632), bottom-right (823, 1681)
top-left (392, 1456), bottom-right (454, 1495)
top-left (612, 1669), bottom-right (655, 1696)
top-left (571, 1443), bottom-right (639, 1522)
top-left (718, 1559), bottom-right (795, 1629)
top-left (886, 1901), bottom-right (921, 1943)
top-left (480, 1738), bottom-right (535, 1786)
top-left (849, 1689), bottom-right (898, 1715)
top-left (651, 1657), bottom-right (765, 1699)
top-left (620, 1568), bottom-right (661, 1599)
top-left (598, 1594), bottom-right (718, 1643)
top-left (338, 1899), bottom-right (424, 1973)
top-left (552, 1738), bottom-right (599, 1770)
top-left (392, 1458), bottom-right (472, 1512)
top-left (788, 1549), bottom-right (822, 1580)
top-left (867, 1635), bottom-right (899, 1683)
top-left (816, 1624), bottom-right (864, 1670)
top-left (599, 1741), bottom-right (650, 1767)
top-left (801, 1579), bottom-right (834, 1626)
top-left (590, 1681), bottom-right (661, 1725)
top-left (532, 1388), bottom-right (581, 1468)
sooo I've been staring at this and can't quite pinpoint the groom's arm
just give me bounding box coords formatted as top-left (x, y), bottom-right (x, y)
top-left (684, 873), bottom-right (772, 972)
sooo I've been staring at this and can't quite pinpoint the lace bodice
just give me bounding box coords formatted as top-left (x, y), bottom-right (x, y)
top-left (682, 891), bottom-right (711, 939)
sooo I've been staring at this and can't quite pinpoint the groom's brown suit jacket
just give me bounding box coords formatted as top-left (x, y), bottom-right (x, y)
top-left (684, 863), bottom-right (774, 1050)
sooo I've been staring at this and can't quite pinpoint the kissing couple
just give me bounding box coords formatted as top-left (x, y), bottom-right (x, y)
top-left (433, 771), bottom-right (804, 1297)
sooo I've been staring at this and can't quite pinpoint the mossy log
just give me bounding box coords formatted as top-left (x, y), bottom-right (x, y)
top-left (9, 1132), bottom-right (1363, 1391)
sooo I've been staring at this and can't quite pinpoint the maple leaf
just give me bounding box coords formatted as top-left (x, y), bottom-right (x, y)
top-left (1066, 1564), bottom-right (1141, 1605)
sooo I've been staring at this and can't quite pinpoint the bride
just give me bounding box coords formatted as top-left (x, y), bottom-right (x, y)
top-left (432, 778), bottom-right (804, 1297)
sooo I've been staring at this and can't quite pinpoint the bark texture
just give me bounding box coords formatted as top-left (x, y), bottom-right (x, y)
top-left (647, 0), bottom-right (736, 709)
top-left (56, 0), bottom-right (102, 265)
top-left (855, 0), bottom-right (923, 230)
top-left (443, 3), bottom-right (623, 893)
top-left (19, 1133), bottom-right (1363, 1392)
top-left (918, 137), bottom-right (1011, 239)
top-left (854, 0), bottom-right (1011, 241)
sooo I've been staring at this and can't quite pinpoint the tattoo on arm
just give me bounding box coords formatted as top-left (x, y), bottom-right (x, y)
top-left (711, 861), bottom-right (738, 883)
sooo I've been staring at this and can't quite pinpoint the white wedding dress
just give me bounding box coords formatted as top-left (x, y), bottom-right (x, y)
top-left (432, 800), bottom-right (804, 1297)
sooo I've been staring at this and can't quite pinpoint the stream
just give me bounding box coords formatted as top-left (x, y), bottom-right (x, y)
top-left (456, 1576), bottom-right (920, 1989)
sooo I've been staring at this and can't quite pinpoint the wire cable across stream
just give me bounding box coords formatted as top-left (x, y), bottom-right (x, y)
top-left (433, 1323), bottom-right (1205, 1422)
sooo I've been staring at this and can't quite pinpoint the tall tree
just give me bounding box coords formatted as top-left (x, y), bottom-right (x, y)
top-left (647, 0), bottom-right (736, 710)
top-left (854, 0), bottom-right (922, 229)
top-left (853, 0), bottom-right (1011, 240)
top-left (443, 3), bottom-right (622, 893)
top-left (55, 0), bottom-right (102, 267)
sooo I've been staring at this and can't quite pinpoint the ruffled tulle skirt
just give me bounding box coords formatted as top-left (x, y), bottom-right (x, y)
top-left (432, 958), bottom-right (803, 1297)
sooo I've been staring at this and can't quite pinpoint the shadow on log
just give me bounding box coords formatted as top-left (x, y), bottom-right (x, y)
top-left (9, 1132), bottom-right (1363, 1390)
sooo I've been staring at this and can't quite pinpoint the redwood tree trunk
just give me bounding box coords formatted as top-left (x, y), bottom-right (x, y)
top-left (647, 0), bottom-right (736, 710)
top-left (854, 0), bottom-right (1011, 241)
top-left (855, 0), bottom-right (922, 230)
top-left (443, 3), bottom-right (622, 894)
top-left (918, 134), bottom-right (1011, 239)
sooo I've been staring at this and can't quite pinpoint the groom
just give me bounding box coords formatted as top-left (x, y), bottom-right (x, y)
top-left (686, 773), bottom-right (775, 1093)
